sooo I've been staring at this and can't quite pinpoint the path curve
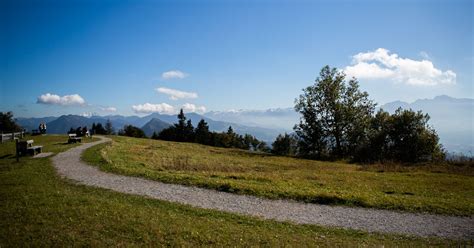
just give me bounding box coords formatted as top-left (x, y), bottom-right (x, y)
top-left (52, 136), bottom-right (473, 240)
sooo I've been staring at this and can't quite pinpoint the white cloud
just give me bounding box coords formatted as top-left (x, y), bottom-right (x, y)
top-left (37, 93), bottom-right (86, 106)
top-left (161, 70), bottom-right (188, 79)
top-left (182, 103), bottom-right (206, 113)
top-left (155, 87), bottom-right (198, 100)
top-left (100, 106), bottom-right (117, 112)
top-left (132, 103), bottom-right (175, 114)
top-left (344, 48), bottom-right (456, 86)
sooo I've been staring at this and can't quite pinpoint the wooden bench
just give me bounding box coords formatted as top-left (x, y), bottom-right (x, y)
top-left (16, 139), bottom-right (43, 156)
top-left (68, 134), bottom-right (82, 144)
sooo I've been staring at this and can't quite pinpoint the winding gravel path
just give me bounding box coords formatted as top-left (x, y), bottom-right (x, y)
top-left (52, 136), bottom-right (473, 240)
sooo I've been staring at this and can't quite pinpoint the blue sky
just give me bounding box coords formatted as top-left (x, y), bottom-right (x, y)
top-left (1, 0), bottom-right (472, 117)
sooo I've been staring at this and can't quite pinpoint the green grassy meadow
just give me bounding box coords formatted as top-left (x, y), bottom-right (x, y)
top-left (1, 135), bottom-right (461, 246)
top-left (83, 136), bottom-right (474, 216)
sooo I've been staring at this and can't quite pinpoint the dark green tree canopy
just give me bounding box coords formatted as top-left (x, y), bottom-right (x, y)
top-left (0, 112), bottom-right (22, 133)
top-left (294, 66), bottom-right (443, 163)
top-left (118, 125), bottom-right (146, 138)
top-left (271, 133), bottom-right (298, 156)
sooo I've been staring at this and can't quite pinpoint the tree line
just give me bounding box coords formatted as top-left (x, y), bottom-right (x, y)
top-left (154, 110), bottom-right (270, 152)
top-left (272, 66), bottom-right (445, 163)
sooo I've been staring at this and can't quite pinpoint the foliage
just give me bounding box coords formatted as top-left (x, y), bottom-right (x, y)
top-left (0, 112), bottom-right (22, 133)
top-left (271, 133), bottom-right (298, 156)
top-left (118, 125), bottom-right (146, 138)
top-left (105, 119), bottom-right (114, 135)
top-left (355, 108), bottom-right (445, 163)
top-left (157, 110), bottom-right (269, 152)
top-left (294, 65), bottom-right (375, 159)
top-left (91, 122), bottom-right (107, 135)
top-left (151, 131), bottom-right (159, 140)
top-left (295, 66), bottom-right (444, 163)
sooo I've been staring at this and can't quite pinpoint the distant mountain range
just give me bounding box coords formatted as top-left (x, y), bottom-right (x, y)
top-left (15, 95), bottom-right (473, 154)
top-left (16, 112), bottom-right (283, 143)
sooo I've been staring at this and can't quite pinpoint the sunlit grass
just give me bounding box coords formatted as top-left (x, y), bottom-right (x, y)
top-left (84, 136), bottom-right (474, 216)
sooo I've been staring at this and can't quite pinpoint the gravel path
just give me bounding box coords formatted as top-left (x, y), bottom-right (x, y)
top-left (52, 136), bottom-right (474, 240)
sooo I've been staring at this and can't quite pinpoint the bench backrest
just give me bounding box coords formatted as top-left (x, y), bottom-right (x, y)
top-left (17, 140), bottom-right (33, 152)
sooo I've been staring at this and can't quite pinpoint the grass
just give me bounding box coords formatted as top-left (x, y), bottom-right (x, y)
top-left (83, 136), bottom-right (474, 216)
top-left (1, 135), bottom-right (461, 246)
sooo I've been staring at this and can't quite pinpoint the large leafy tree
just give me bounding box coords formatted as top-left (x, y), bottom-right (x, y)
top-left (294, 66), bottom-right (375, 159)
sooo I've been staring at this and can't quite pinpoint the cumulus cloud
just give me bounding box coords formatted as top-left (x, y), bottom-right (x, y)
top-left (344, 48), bottom-right (456, 86)
top-left (182, 103), bottom-right (206, 113)
top-left (132, 103), bottom-right (175, 114)
top-left (161, 70), bottom-right (188, 79)
top-left (155, 87), bottom-right (198, 100)
top-left (100, 106), bottom-right (117, 112)
top-left (37, 93), bottom-right (86, 106)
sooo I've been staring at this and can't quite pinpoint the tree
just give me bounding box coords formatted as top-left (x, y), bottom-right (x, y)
top-left (157, 126), bottom-right (177, 141)
top-left (151, 131), bottom-right (159, 140)
top-left (387, 108), bottom-right (444, 163)
top-left (272, 133), bottom-right (297, 156)
top-left (256, 141), bottom-right (271, 153)
top-left (294, 65), bottom-right (375, 159)
top-left (195, 119), bottom-right (211, 145)
top-left (354, 108), bottom-right (445, 163)
top-left (91, 123), bottom-right (97, 135)
top-left (174, 109), bottom-right (187, 142)
top-left (0, 112), bottom-right (22, 132)
top-left (94, 123), bottom-right (107, 135)
top-left (185, 119), bottom-right (195, 142)
top-left (105, 119), bottom-right (114, 135)
top-left (118, 125), bottom-right (146, 138)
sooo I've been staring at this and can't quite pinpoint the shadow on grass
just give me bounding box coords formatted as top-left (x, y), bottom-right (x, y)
top-left (0, 154), bottom-right (13, 159)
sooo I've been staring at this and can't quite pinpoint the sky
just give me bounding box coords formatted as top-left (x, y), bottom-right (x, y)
top-left (1, 0), bottom-right (473, 118)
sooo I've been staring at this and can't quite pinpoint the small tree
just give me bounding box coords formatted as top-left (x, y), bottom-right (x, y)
top-left (0, 112), bottom-right (22, 132)
top-left (105, 119), bottom-right (114, 135)
top-left (151, 131), bottom-right (159, 140)
top-left (94, 123), bottom-right (107, 134)
top-left (272, 133), bottom-right (297, 156)
top-left (195, 119), bottom-right (211, 145)
top-left (118, 125), bottom-right (146, 138)
top-left (174, 109), bottom-right (187, 142)
top-left (185, 119), bottom-right (195, 142)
